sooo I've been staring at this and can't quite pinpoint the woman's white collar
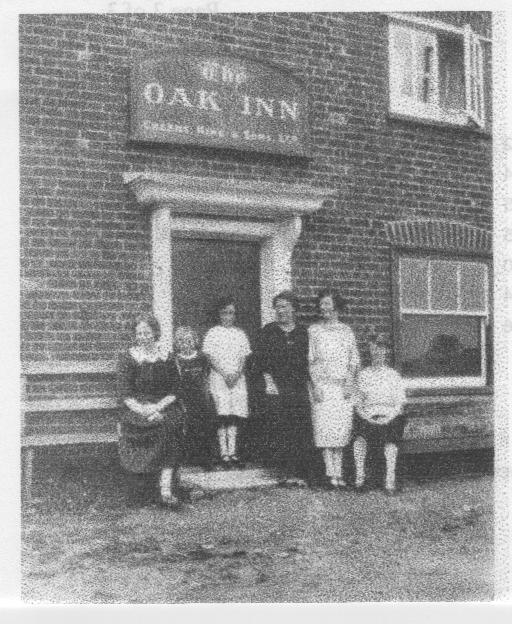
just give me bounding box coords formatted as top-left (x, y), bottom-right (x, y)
top-left (177, 351), bottom-right (198, 360)
top-left (129, 342), bottom-right (169, 363)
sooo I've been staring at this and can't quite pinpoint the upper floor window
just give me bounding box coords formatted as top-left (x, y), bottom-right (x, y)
top-left (388, 14), bottom-right (490, 129)
top-left (397, 255), bottom-right (490, 389)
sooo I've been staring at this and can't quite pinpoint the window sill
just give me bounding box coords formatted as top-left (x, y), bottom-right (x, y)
top-left (387, 111), bottom-right (491, 138)
top-left (406, 385), bottom-right (493, 400)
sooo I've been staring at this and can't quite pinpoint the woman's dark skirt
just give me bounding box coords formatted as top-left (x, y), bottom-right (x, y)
top-left (352, 413), bottom-right (406, 448)
top-left (118, 403), bottom-right (185, 474)
top-left (263, 393), bottom-right (316, 481)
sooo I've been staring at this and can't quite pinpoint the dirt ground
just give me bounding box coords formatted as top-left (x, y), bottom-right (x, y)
top-left (21, 447), bottom-right (494, 603)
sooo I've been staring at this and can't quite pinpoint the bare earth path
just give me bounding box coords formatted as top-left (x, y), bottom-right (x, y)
top-left (22, 463), bottom-right (493, 603)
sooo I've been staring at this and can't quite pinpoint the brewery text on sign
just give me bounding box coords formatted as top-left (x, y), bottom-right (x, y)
top-left (130, 54), bottom-right (309, 156)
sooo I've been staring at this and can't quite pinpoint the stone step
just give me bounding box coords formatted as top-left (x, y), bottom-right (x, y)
top-left (181, 466), bottom-right (280, 492)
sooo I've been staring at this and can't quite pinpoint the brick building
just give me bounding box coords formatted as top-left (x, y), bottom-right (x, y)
top-left (19, 11), bottom-right (494, 466)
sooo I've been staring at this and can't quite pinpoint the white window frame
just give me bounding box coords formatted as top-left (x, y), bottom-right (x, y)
top-left (388, 13), bottom-right (488, 128)
top-left (398, 256), bottom-right (489, 390)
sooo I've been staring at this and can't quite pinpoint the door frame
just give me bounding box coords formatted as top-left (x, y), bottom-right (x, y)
top-left (152, 209), bottom-right (302, 348)
top-left (123, 171), bottom-right (335, 349)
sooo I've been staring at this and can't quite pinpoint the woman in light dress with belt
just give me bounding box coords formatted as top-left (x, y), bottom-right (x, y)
top-left (308, 288), bottom-right (360, 488)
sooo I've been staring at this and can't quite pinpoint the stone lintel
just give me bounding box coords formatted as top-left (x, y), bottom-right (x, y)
top-left (123, 171), bottom-right (335, 219)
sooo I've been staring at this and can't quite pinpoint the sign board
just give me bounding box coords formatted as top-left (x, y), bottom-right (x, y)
top-left (130, 53), bottom-right (309, 157)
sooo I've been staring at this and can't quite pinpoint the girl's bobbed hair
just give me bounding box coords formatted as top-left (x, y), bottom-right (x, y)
top-left (132, 313), bottom-right (161, 341)
top-left (213, 295), bottom-right (236, 317)
top-left (174, 326), bottom-right (199, 348)
top-left (316, 288), bottom-right (348, 314)
top-left (272, 290), bottom-right (298, 310)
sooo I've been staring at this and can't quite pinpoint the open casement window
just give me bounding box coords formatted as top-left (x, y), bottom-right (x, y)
top-left (389, 18), bottom-right (487, 128)
top-left (397, 255), bottom-right (490, 389)
top-left (464, 24), bottom-right (486, 127)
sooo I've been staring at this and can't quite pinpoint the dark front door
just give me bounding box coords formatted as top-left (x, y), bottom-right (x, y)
top-left (171, 236), bottom-right (261, 347)
top-left (172, 236), bottom-right (263, 463)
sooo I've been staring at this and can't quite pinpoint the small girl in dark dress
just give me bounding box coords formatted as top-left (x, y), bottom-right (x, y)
top-left (174, 326), bottom-right (215, 470)
top-left (118, 314), bottom-right (185, 508)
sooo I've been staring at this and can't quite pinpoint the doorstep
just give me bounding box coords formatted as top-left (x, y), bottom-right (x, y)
top-left (181, 465), bottom-right (280, 492)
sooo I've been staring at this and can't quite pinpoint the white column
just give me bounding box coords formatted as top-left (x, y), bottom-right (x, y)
top-left (151, 206), bottom-right (173, 349)
top-left (260, 216), bottom-right (302, 325)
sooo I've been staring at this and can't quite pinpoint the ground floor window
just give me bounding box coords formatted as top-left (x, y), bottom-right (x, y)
top-left (395, 254), bottom-right (490, 389)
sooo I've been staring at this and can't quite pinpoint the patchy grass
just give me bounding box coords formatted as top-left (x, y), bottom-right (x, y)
top-left (21, 447), bottom-right (493, 603)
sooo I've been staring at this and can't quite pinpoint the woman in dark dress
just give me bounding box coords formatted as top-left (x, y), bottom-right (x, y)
top-left (253, 291), bottom-right (315, 485)
top-left (118, 313), bottom-right (185, 508)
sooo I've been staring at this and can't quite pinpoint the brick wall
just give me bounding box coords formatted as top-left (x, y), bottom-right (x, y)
top-left (20, 11), bottom-right (493, 365)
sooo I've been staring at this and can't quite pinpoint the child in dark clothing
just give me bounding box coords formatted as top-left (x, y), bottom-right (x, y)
top-left (174, 326), bottom-right (216, 470)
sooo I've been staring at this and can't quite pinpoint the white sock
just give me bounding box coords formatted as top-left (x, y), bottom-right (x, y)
top-left (227, 425), bottom-right (238, 457)
top-left (323, 448), bottom-right (342, 478)
top-left (333, 448), bottom-right (344, 483)
top-left (384, 443), bottom-right (398, 490)
top-left (217, 426), bottom-right (228, 458)
top-left (159, 467), bottom-right (172, 498)
top-left (353, 437), bottom-right (367, 486)
top-left (322, 448), bottom-right (334, 477)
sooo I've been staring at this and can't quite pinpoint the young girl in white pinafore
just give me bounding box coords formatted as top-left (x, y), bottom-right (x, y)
top-left (202, 297), bottom-right (251, 469)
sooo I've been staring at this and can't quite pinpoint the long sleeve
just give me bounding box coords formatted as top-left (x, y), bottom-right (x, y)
top-left (308, 326), bottom-right (322, 384)
top-left (348, 330), bottom-right (361, 377)
top-left (117, 351), bottom-right (136, 405)
top-left (199, 354), bottom-right (214, 406)
top-left (253, 326), bottom-right (272, 375)
top-left (166, 355), bottom-right (184, 401)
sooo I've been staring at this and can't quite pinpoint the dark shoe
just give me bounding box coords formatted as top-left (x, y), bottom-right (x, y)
top-left (221, 455), bottom-right (232, 470)
top-left (287, 477), bottom-right (307, 487)
top-left (157, 495), bottom-right (182, 510)
top-left (230, 456), bottom-right (245, 469)
top-left (328, 477), bottom-right (348, 490)
top-left (322, 478), bottom-right (337, 491)
top-left (383, 487), bottom-right (399, 497)
top-left (277, 476), bottom-right (300, 488)
top-left (353, 483), bottom-right (369, 494)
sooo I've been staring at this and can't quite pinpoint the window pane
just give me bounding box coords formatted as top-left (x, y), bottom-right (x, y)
top-left (400, 315), bottom-right (482, 378)
top-left (460, 262), bottom-right (487, 312)
top-left (390, 25), bottom-right (414, 98)
top-left (431, 260), bottom-right (458, 310)
top-left (400, 257), bottom-right (429, 309)
top-left (415, 30), bottom-right (437, 104)
top-left (438, 33), bottom-right (465, 111)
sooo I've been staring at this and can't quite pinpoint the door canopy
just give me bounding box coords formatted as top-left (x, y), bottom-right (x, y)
top-left (123, 171), bottom-right (335, 219)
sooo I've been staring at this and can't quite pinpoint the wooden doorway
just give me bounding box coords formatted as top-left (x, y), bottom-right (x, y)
top-left (171, 236), bottom-right (261, 347)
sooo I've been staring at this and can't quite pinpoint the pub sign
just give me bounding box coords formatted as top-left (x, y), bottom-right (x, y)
top-left (130, 53), bottom-right (309, 157)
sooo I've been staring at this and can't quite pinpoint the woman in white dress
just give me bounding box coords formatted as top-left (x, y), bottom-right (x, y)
top-left (202, 297), bottom-right (251, 469)
top-left (308, 289), bottom-right (360, 488)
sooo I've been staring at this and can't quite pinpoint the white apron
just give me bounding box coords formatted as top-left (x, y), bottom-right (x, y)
top-left (208, 370), bottom-right (249, 419)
